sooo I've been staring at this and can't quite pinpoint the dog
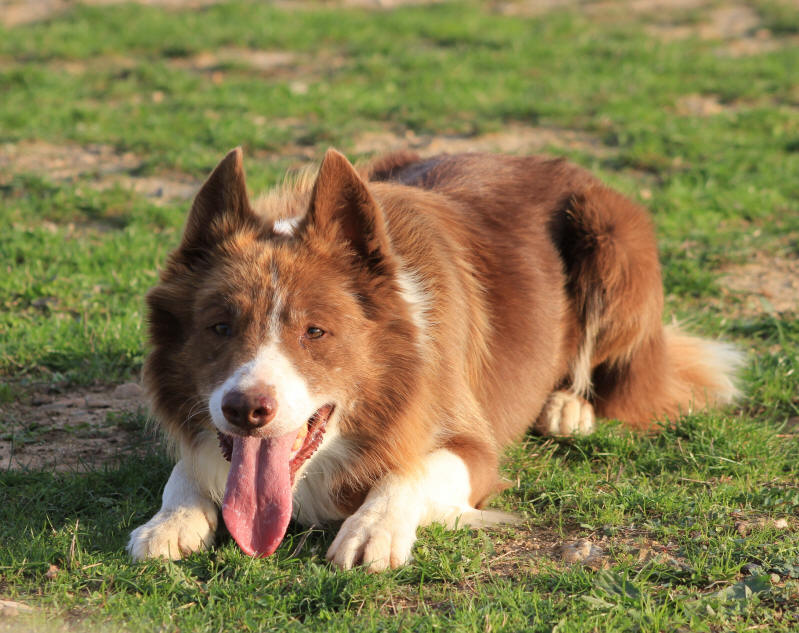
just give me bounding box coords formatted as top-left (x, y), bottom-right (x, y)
top-left (127, 148), bottom-right (740, 570)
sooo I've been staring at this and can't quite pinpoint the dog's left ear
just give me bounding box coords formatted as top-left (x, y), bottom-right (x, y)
top-left (305, 148), bottom-right (393, 271)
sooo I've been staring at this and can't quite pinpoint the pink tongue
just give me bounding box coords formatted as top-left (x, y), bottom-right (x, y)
top-left (221, 432), bottom-right (295, 557)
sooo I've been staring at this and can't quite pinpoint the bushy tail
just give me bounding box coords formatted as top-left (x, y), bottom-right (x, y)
top-left (556, 181), bottom-right (744, 430)
top-left (591, 326), bottom-right (744, 430)
top-left (663, 325), bottom-right (743, 411)
top-left (432, 507), bottom-right (523, 530)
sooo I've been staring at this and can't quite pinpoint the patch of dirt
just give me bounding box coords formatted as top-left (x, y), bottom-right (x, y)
top-left (495, 0), bottom-right (710, 18)
top-left (719, 252), bottom-right (799, 316)
top-left (0, 0), bottom-right (441, 25)
top-left (0, 0), bottom-right (70, 27)
top-left (352, 123), bottom-right (615, 158)
top-left (0, 599), bottom-right (34, 616)
top-left (698, 5), bottom-right (762, 39)
top-left (557, 538), bottom-right (608, 568)
top-left (735, 517), bottom-right (790, 537)
top-left (0, 142), bottom-right (140, 181)
top-left (43, 55), bottom-right (140, 76)
top-left (491, 0), bottom-right (582, 16)
top-left (592, 0), bottom-right (712, 14)
top-left (0, 382), bottom-right (158, 471)
top-left (166, 47), bottom-right (349, 89)
top-left (273, 0), bottom-right (443, 8)
top-left (487, 523), bottom-right (694, 577)
top-left (93, 173), bottom-right (199, 202)
top-left (675, 93), bottom-right (731, 116)
top-left (0, 0), bottom-right (223, 27)
top-left (86, 0), bottom-right (221, 5)
top-left (642, 4), bottom-right (797, 57)
top-left (168, 48), bottom-right (300, 78)
top-left (0, 141), bottom-right (199, 204)
top-left (315, 0), bottom-right (443, 7)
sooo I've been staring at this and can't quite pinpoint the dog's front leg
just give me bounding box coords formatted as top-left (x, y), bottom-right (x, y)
top-left (128, 444), bottom-right (225, 560)
top-left (326, 449), bottom-right (477, 572)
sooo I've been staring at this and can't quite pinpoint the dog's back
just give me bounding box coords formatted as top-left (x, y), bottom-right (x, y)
top-left (365, 152), bottom-right (740, 501)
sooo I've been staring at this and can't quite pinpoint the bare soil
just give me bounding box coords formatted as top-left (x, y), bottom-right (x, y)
top-left (0, 141), bottom-right (199, 204)
top-left (352, 123), bottom-right (615, 158)
top-left (487, 523), bottom-right (697, 578)
top-left (0, 382), bottom-right (158, 471)
top-left (719, 252), bottom-right (799, 316)
top-left (0, 0), bottom-right (222, 27)
top-left (0, 0), bottom-right (442, 26)
top-left (496, 0), bottom-right (709, 17)
top-left (1, 0), bottom-right (794, 64)
top-left (643, 4), bottom-right (798, 57)
top-left (494, 1), bottom-right (799, 58)
top-left (675, 93), bottom-right (731, 116)
top-left (166, 47), bottom-right (349, 89)
top-left (0, 0), bottom-right (72, 27)
top-left (490, 511), bottom-right (791, 579)
top-left (169, 48), bottom-right (299, 75)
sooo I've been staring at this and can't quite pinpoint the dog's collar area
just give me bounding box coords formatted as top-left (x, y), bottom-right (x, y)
top-left (217, 404), bottom-right (334, 483)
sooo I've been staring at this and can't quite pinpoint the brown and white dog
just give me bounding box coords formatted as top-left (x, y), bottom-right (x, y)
top-left (127, 148), bottom-right (740, 570)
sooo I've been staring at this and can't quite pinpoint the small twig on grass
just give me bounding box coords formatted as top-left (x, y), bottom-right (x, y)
top-left (678, 477), bottom-right (713, 485)
top-left (289, 524), bottom-right (317, 558)
top-left (69, 518), bottom-right (79, 569)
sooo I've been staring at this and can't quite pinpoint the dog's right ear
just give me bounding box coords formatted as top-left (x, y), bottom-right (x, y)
top-left (304, 148), bottom-right (394, 274)
top-left (178, 147), bottom-right (257, 260)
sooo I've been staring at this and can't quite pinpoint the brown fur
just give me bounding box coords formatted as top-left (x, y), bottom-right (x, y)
top-left (144, 149), bottom-right (740, 515)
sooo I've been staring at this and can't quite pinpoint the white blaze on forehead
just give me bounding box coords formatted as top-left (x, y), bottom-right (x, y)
top-left (272, 217), bottom-right (301, 237)
top-left (208, 343), bottom-right (318, 438)
top-left (268, 262), bottom-right (285, 339)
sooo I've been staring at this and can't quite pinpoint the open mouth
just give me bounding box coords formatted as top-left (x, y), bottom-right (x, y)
top-left (217, 404), bottom-right (335, 558)
top-left (217, 403), bottom-right (334, 484)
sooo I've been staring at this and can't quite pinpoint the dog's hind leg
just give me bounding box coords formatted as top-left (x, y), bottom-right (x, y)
top-left (533, 391), bottom-right (596, 436)
top-left (555, 184), bottom-right (741, 430)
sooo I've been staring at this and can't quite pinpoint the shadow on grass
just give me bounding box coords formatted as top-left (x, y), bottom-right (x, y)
top-left (0, 449), bottom-right (344, 567)
top-left (0, 452), bottom-right (171, 556)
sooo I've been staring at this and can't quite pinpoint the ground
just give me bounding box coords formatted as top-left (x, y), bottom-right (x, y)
top-left (0, 1), bottom-right (797, 632)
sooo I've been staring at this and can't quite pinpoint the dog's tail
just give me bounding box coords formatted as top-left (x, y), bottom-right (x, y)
top-left (586, 321), bottom-right (744, 433)
top-left (661, 325), bottom-right (743, 409)
top-left (557, 182), bottom-right (744, 429)
top-left (438, 507), bottom-right (523, 530)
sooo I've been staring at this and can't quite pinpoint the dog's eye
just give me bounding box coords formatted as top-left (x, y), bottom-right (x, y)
top-left (306, 326), bottom-right (325, 339)
top-left (211, 323), bottom-right (233, 337)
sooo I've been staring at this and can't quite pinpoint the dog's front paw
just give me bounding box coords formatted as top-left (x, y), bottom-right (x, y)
top-left (326, 504), bottom-right (418, 572)
top-left (127, 503), bottom-right (218, 561)
top-left (535, 390), bottom-right (595, 436)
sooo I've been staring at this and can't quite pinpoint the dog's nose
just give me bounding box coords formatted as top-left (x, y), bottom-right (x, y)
top-left (221, 387), bottom-right (278, 430)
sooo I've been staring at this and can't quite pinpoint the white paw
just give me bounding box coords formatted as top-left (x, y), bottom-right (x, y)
top-left (326, 504), bottom-right (418, 572)
top-left (536, 390), bottom-right (595, 436)
top-left (127, 503), bottom-right (218, 561)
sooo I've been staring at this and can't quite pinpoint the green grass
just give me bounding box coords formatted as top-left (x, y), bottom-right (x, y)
top-left (1, 1), bottom-right (797, 631)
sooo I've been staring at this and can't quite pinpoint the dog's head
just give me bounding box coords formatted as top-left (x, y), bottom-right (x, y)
top-left (143, 148), bottom-right (416, 556)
